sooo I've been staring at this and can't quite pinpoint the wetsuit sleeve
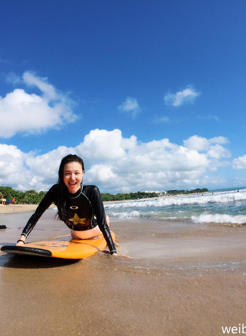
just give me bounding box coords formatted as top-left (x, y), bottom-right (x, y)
top-left (90, 186), bottom-right (117, 254)
top-left (21, 185), bottom-right (57, 238)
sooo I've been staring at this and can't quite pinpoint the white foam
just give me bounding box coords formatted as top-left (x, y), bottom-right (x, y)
top-left (192, 213), bottom-right (246, 225)
top-left (108, 210), bottom-right (141, 219)
top-left (104, 189), bottom-right (246, 209)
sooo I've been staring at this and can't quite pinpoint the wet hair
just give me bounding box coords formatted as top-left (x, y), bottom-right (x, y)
top-left (57, 154), bottom-right (85, 221)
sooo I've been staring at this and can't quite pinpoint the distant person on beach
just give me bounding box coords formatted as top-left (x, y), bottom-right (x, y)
top-left (16, 154), bottom-right (117, 255)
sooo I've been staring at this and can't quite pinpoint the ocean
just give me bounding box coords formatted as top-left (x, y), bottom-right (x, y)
top-left (104, 188), bottom-right (246, 226)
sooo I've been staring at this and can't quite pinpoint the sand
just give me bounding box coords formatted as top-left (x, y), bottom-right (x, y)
top-left (1, 210), bottom-right (246, 336)
top-left (0, 204), bottom-right (54, 214)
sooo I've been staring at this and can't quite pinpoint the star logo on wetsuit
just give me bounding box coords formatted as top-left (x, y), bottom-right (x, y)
top-left (68, 213), bottom-right (90, 226)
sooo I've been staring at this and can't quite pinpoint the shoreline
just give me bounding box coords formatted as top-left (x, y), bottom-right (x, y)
top-left (0, 190), bottom-right (215, 214)
top-left (0, 204), bottom-right (57, 214)
top-left (0, 188), bottom-right (239, 214)
top-left (0, 204), bottom-right (38, 214)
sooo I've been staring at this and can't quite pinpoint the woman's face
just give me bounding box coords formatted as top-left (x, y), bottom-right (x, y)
top-left (63, 161), bottom-right (84, 194)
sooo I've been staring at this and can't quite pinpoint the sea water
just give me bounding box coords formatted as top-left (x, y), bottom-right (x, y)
top-left (104, 188), bottom-right (246, 225)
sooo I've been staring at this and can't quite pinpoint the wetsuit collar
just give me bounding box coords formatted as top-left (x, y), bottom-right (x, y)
top-left (68, 186), bottom-right (82, 199)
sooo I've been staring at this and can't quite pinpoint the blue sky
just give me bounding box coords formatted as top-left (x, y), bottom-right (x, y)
top-left (1, 0), bottom-right (246, 192)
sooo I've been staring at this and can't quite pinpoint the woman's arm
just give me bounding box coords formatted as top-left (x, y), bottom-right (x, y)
top-left (87, 186), bottom-right (117, 254)
top-left (16, 185), bottom-right (57, 244)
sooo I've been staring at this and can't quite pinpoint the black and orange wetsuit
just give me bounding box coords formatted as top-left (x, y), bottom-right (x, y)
top-left (21, 184), bottom-right (117, 254)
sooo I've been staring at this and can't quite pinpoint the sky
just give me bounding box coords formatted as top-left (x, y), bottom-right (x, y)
top-left (1, 0), bottom-right (246, 193)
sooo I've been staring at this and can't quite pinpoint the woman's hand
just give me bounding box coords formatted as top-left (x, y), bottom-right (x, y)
top-left (16, 240), bottom-right (25, 246)
top-left (16, 235), bottom-right (26, 246)
top-left (102, 250), bottom-right (118, 256)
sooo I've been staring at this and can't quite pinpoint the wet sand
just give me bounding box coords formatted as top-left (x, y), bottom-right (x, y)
top-left (1, 211), bottom-right (246, 336)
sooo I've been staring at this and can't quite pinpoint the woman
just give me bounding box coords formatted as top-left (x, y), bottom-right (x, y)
top-left (16, 154), bottom-right (117, 255)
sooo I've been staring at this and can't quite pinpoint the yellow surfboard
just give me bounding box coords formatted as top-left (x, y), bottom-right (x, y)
top-left (1, 232), bottom-right (115, 259)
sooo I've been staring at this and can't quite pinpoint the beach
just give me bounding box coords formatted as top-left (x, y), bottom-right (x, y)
top-left (1, 203), bottom-right (246, 336)
top-left (0, 204), bottom-right (54, 214)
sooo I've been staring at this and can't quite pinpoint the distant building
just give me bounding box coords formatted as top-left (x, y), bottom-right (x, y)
top-left (144, 191), bottom-right (167, 196)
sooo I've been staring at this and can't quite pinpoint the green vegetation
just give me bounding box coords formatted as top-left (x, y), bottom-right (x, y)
top-left (101, 191), bottom-right (159, 201)
top-left (101, 188), bottom-right (208, 201)
top-left (166, 188), bottom-right (208, 196)
top-left (0, 186), bottom-right (208, 204)
top-left (0, 186), bottom-right (45, 204)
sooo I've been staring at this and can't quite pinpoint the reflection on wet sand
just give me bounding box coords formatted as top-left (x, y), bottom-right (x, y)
top-left (1, 210), bottom-right (246, 335)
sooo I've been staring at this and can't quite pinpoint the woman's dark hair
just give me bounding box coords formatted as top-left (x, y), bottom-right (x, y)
top-left (58, 154), bottom-right (85, 186)
top-left (57, 154), bottom-right (85, 221)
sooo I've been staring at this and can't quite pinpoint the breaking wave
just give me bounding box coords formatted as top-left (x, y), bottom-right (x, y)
top-left (191, 213), bottom-right (246, 225)
top-left (105, 189), bottom-right (246, 209)
top-left (105, 189), bottom-right (246, 225)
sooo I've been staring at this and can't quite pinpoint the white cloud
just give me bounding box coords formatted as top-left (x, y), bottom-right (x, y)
top-left (184, 135), bottom-right (230, 157)
top-left (0, 71), bottom-right (77, 138)
top-left (0, 129), bottom-right (231, 192)
top-left (207, 144), bottom-right (230, 160)
top-left (209, 136), bottom-right (229, 145)
top-left (233, 155), bottom-right (246, 169)
top-left (25, 146), bottom-right (74, 184)
top-left (183, 135), bottom-right (230, 171)
top-left (86, 164), bottom-right (117, 183)
top-left (184, 135), bottom-right (209, 151)
top-left (77, 129), bottom-right (136, 162)
top-left (118, 97), bottom-right (140, 117)
top-left (0, 144), bottom-right (33, 190)
top-left (23, 72), bottom-right (57, 100)
top-left (164, 86), bottom-right (200, 107)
